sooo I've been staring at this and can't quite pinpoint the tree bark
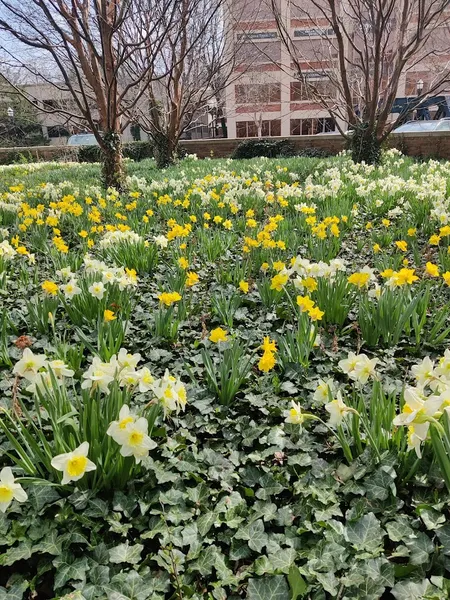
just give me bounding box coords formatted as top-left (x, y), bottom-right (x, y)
top-left (153, 132), bottom-right (178, 168)
top-left (101, 131), bottom-right (126, 190)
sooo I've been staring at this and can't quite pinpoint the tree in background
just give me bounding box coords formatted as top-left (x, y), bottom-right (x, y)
top-left (271, 0), bottom-right (450, 163)
top-left (0, 0), bottom-right (181, 188)
top-left (0, 75), bottom-right (48, 146)
top-left (126, 0), bottom-right (242, 168)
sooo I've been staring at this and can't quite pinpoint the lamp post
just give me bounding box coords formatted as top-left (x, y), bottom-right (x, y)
top-left (416, 80), bottom-right (425, 120)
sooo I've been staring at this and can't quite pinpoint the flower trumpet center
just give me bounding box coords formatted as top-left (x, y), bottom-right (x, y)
top-left (67, 455), bottom-right (88, 477)
top-left (0, 485), bottom-right (13, 503)
top-left (119, 416), bottom-right (134, 429)
top-left (128, 431), bottom-right (144, 446)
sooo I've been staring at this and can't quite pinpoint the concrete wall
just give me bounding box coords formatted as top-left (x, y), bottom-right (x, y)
top-left (2, 132), bottom-right (450, 163)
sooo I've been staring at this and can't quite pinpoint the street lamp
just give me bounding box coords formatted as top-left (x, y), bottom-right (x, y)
top-left (416, 79), bottom-right (424, 95)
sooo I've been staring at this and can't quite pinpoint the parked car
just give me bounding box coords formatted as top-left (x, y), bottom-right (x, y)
top-left (393, 118), bottom-right (450, 133)
top-left (67, 133), bottom-right (99, 146)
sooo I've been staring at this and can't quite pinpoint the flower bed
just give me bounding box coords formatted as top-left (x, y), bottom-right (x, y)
top-left (1, 150), bottom-right (450, 599)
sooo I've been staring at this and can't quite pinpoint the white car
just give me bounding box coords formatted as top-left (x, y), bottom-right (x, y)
top-left (393, 119), bottom-right (450, 133)
top-left (67, 133), bottom-right (99, 146)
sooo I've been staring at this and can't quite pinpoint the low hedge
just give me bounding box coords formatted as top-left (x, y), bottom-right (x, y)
top-left (78, 140), bottom-right (154, 163)
top-left (232, 138), bottom-right (297, 159)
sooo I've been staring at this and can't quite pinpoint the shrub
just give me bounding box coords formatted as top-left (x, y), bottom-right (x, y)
top-left (232, 138), bottom-right (297, 159)
top-left (78, 140), bottom-right (153, 163)
top-left (296, 147), bottom-right (332, 158)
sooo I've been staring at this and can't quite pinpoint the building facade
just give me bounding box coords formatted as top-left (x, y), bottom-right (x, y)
top-left (225, 0), bottom-right (450, 139)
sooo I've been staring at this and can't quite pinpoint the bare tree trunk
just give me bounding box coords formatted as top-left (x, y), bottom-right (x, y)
top-left (153, 131), bottom-right (178, 168)
top-left (101, 131), bottom-right (125, 189)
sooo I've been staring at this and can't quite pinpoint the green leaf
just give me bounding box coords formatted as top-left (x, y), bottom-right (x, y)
top-left (247, 576), bottom-right (290, 600)
top-left (345, 513), bottom-right (385, 553)
top-left (391, 579), bottom-right (429, 600)
top-left (385, 516), bottom-right (414, 542)
top-left (53, 554), bottom-right (88, 589)
top-left (28, 486), bottom-right (60, 512)
top-left (105, 571), bottom-right (155, 600)
top-left (0, 579), bottom-right (29, 600)
top-left (109, 542), bottom-right (143, 565)
top-left (0, 540), bottom-right (33, 566)
top-left (248, 520), bottom-right (268, 553)
top-left (268, 548), bottom-right (296, 574)
top-left (436, 524), bottom-right (450, 555)
top-left (197, 511), bottom-right (216, 537)
top-left (288, 565), bottom-right (307, 600)
top-left (32, 530), bottom-right (62, 556)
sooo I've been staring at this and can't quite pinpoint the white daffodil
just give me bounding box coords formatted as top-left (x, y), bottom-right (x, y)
top-left (411, 357), bottom-right (435, 388)
top-left (393, 386), bottom-right (442, 427)
top-left (338, 351), bottom-right (360, 377)
top-left (137, 367), bottom-right (155, 392)
top-left (154, 235), bottom-right (168, 248)
top-left (284, 400), bottom-right (305, 425)
top-left (13, 348), bottom-right (48, 379)
top-left (106, 405), bottom-right (136, 444)
top-left (325, 392), bottom-right (352, 426)
top-left (88, 281), bottom-right (105, 300)
top-left (0, 467), bottom-right (28, 513)
top-left (118, 369), bottom-right (140, 388)
top-left (61, 279), bottom-right (82, 300)
top-left (25, 370), bottom-right (58, 395)
top-left (117, 348), bottom-right (142, 370)
top-left (407, 423), bottom-right (430, 458)
top-left (116, 418), bottom-right (157, 464)
top-left (81, 356), bottom-right (115, 393)
top-left (102, 270), bottom-right (117, 284)
top-left (352, 355), bottom-right (379, 384)
top-left (151, 370), bottom-right (187, 416)
top-left (48, 359), bottom-right (75, 378)
top-left (435, 350), bottom-right (450, 382)
top-left (56, 266), bottom-right (73, 280)
top-left (313, 378), bottom-right (335, 404)
top-left (51, 442), bottom-right (96, 485)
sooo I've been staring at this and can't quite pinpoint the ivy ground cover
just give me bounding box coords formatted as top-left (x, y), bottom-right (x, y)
top-left (2, 151), bottom-right (450, 599)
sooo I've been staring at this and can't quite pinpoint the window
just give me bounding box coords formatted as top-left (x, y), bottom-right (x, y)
top-left (237, 32), bottom-right (278, 41)
top-left (262, 120), bottom-right (281, 136)
top-left (236, 83), bottom-right (281, 104)
top-left (291, 80), bottom-right (334, 101)
top-left (290, 117), bottom-right (335, 135)
top-left (236, 120), bottom-right (281, 137)
top-left (294, 28), bottom-right (335, 38)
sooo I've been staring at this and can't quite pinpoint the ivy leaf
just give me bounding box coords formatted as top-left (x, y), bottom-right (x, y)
top-left (0, 579), bottom-right (29, 600)
top-left (385, 516), bottom-right (414, 542)
top-left (109, 542), bottom-right (143, 565)
top-left (268, 548), bottom-right (296, 574)
top-left (288, 566), bottom-right (307, 600)
top-left (247, 576), bottom-right (290, 600)
top-left (345, 513), bottom-right (385, 553)
top-left (0, 540), bottom-right (33, 566)
top-left (105, 571), bottom-right (153, 600)
top-left (364, 469), bottom-right (395, 501)
top-left (28, 486), bottom-right (60, 512)
top-left (405, 532), bottom-right (434, 565)
top-left (53, 554), bottom-right (88, 589)
top-left (190, 549), bottom-right (217, 576)
top-left (391, 579), bottom-right (430, 600)
top-left (32, 530), bottom-right (62, 556)
top-left (197, 511), bottom-right (216, 537)
top-left (435, 523), bottom-right (450, 555)
top-left (248, 520), bottom-right (268, 553)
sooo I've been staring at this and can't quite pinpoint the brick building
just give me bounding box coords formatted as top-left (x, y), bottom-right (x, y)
top-left (225, 0), bottom-right (450, 139)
